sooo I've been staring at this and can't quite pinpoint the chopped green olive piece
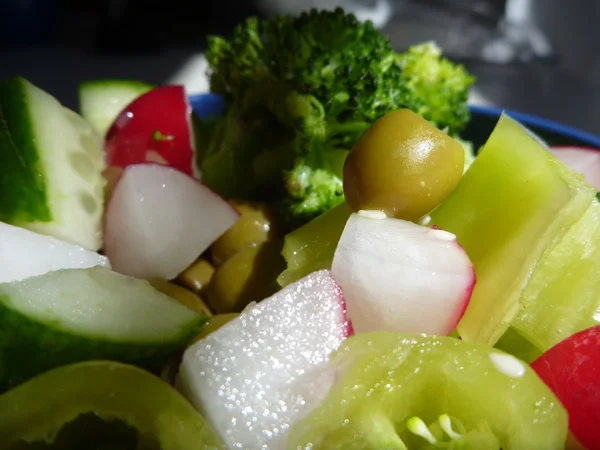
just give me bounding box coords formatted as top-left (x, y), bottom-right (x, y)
top-left (176, 258), bottom-right (215, 298)
top-left (149, 278), bottom-right (213, 317)
top-left (193, 313), bottom-right (238, 342)
top-left (207, 240), bottom-right (285, 314)
top-left (210, 200), bottom-right (281, 266)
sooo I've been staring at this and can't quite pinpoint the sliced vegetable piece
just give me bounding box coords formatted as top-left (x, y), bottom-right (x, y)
top-left (531, 325), bottom-right (600, 450)
top-left (0, 221), bottom-right (109, 284)
top-left (176, 258), bottom-right (215, 298)
top-left (0, 76), bottom-right (106, 250)
top-left (331, 212), bottom-right (475, 335)
top-left (78, 79), bottom-right (153, 137)
top-left (0, 266), bottom-right (207, 392)
top-left (193, 313), bottom-right (237, 342)
top-left (430, 113), bottom-right (596, 345)
top-left (210, 199), bottom-right (281, 266)
top-left (0, 361), bottom-right (224, 449)
top-left (512, 200), bottom-right (600, 351)
top-left (104, 164), bottom-right (239, 280)
top-left (105, 85), bottom-right (199, 178)
top-left (149, 278), bottom-right (213, 317)
top-left (178, 270), bottom-right (352, 450)
top-left (277, 202), bottom-right (351, 287)
top-left (207, 240), bottom-right (285, 314)
top-left (550, 146), bottom-right (600, 191)
top-left (288, 332), bottom-right (568, 450)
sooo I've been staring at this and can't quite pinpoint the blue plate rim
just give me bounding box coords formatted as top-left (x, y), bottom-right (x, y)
top-left (470, 105), bottom-right (600, 149)
top-left (188, 93), bottom-right (600, 150)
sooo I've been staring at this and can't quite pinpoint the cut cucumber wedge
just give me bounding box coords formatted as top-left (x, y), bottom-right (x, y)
top-left (79, 79), bottom-right (153, 137)
top-left (0, 76), bottom-right (106, 250)
top-left (512, 200), bottom-right (600, 351)
top-left (0, 361), bottom-right (224, 449)
top-left (0, 266), bottom-right (207, 392)
top-left (430, 113), bottom-right (596, 346)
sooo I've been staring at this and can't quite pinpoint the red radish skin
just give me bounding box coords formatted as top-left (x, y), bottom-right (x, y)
top-left (451, 236), bottom-right (477, 322)
top-left (104, 163), bottom-right (239, 280)
top-left (177, 270), bottom-right (352, 450)
top-left (531, 325), bottom-right (600, 450)
top-left (550, 146), bottom-right (600, 191)
top-left (105, 86), bottom-right (199, 178)
top-left (331, 213), bottom-right (475, 336)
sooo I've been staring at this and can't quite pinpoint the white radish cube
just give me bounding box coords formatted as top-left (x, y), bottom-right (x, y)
top-left (332, 213), bottom-right (475, 336)
top-left (104, 163), bottom-right (239, 280)
top-left (177, 270), bottom-right (352, 450)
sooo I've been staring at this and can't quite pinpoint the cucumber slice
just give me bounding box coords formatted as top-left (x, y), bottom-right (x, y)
top-left (0, 76), bottom-right (106, 250)
top-left (512, 200), bottom-right (600, 351)
top-left (0, 361), bottom-right (224, 449)
top-left (79, 79), bottom-right (153, 137)
top-left (287, 332), bottom-right (568, 450)
top-left (0, 266), bottom-right (207, 392)
top-left (430, 113), bottom-right (596, 345)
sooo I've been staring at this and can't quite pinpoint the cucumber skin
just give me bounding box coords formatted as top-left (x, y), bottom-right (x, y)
top-left (0, 298), bottom-right (207, 393)
top-left (79, 79), bottom-right (153, 91)
top-left (0, 76), bottom-right (51, 223)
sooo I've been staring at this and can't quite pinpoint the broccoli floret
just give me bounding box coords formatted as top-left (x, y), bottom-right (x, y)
top-left (284, 160), bottom-right (345, 229)
top-left (397, 42), bottom-right (475, 135)
top-left (199, 8), bottom-right (475, 228)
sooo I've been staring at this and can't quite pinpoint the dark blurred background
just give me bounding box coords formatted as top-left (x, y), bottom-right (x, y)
top-left (2, 0), bottom-right (600, 134)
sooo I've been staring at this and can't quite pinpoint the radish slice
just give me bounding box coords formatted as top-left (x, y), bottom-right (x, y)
top-left (531, 325), bottom-right (600, 450)
top-left (104, 164), bottom-right (239, 280)
top-left (331, 212), bottom-right (475, 335)
top-left (177, 270), bottom-right (352, 450)
top-left (105, 86), bottom-right (199, 178)
top-left (0, 222), bottom-right (110, 284)
top-left (550, 146), bottom-right (600, 190)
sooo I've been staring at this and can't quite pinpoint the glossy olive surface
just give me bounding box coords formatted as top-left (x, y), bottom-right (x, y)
top-left (343, 109), bottom-right (464, 221)
top-left (176, 258), bottom-right (215, 298)
top-left (207, 240), bottom-right (285, 314)
top-left (193, 313), bottom-right (238, 342)
top-left (149, 278), bottom-right (212, 317)
top-left (210, 199), bottom-right (280, 266)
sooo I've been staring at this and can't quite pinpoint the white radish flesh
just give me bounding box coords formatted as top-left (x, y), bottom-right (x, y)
top-left (0, 222), bottom-right (109, 284)
top-left (177, 269), bottom-right (352, 450)
top-left (331, 213), bottom-right (475, 335)
top-left (104, 163), bottom-right (238, 280)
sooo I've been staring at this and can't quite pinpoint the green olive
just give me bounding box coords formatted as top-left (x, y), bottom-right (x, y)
top-left (207, 240), bottom-right (285, 314)
top-left (160, 351), bottom-right (183, 385)
top-left (343, 109), bottom-right (464, 221)
top-left (192, 313), bottom-right (239, 343)
top-left (149, 278), bottom-right (213, 317)
top-left (176, 258), bottom-right (215, 298)
top-left (210, 200), bottom-right (281, 266)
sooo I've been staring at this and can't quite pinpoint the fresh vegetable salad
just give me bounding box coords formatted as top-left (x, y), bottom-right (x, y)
top-left (0, 8), bottom-right (598, 450)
